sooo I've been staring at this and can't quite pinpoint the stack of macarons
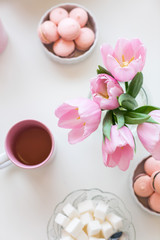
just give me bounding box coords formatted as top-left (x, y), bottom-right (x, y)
top-left (38, 6), bottom-right (95, 58)
top-left (133, 156), bottom-right (160, 213)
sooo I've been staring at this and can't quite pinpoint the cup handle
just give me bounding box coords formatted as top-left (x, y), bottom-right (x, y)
top-left (0, 152), bottom-right (12, 169)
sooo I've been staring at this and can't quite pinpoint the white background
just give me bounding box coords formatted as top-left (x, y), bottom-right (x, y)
top-left (0, 0), bottom-right (160, 239)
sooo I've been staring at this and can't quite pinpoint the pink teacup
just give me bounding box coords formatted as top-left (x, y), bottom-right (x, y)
top-left (0, 119), bottom-right (55, 169)
top-left (0, 19), bottom-right (8, 54)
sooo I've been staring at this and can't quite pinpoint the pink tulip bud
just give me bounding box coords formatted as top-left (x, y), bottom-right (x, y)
top-left (101, 38), bottom-right (146, 82)
top-left (55, 98), bottom-right (101, 144)
top-left (90, 74), bottom-right (123, 110)
top-left (137, 110), bottom-right (160, 160)
top-left (102, 125), bottom-right (135, 171)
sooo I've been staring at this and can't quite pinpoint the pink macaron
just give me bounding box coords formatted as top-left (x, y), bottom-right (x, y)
top-left (49, 7), bottom-right (69, 25)
top-left (75, 27), bottom-right (95, 51)
top-left (133, 174), bottom-right (153, 197)
top-left (144, 156), bottom-right (160, 176)
top-left (58, 18), bottom-right (81, 41)
top-left (151, 171), bottom-right (160, 194)
top-left (69, 7), bottom-right (88, 27)
top-left (148, 192), bottom-right (160, 213)
top-left (53, 38), bottom-right (75, 57)
top-left (38, 20), bottom-right (59, 44)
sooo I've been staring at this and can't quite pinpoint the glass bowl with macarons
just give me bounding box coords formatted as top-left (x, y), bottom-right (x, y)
top-left (37, 3), bottom-right (98, 64)
top-left (47, 188), bottom-right (136, 240)
top-left (130, 155), bottom-right (160, 216)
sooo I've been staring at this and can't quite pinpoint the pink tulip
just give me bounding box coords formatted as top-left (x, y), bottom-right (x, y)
top-left (101, 38), bottom-right (146, 82)
top-left (55, 98), bottom-right (101, 144)
top-left (90, 74), bottom-right (123, 110)
top-left (137, 110), bottom-right (160, 160)
top-left (102, 125), bottom-right (135, 171)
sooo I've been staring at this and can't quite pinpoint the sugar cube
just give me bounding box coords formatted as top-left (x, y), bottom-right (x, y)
top-left (106, 213), bottom-right (123, 231)
top-left (60, 236), bottom-right (74, 240)
top-left (77, 230), bottom-right (88, 240)
top-left (55, 213), bottom-right (70, 228)
top-left (87, 220), bottom-right (101, 236)
top-left (65, 217), bottom-right (83, 238)
top-left (78, 200), bottom-right (95, 214)
top-left (101, 221), bottom-right (114, 239)
top-left (80, 212), bottom-right (93, 226)
top-left (63, 203), bottom-right (79, 219)
top-left (94, 202), bottom-right (108, 221)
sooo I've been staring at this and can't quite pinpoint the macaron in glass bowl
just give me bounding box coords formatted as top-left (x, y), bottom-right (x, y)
top-left (38, 3), bottom-right (98, 64)
top-left (47, 188), bottom-right (136, 240)
top-left (130, 155), bottom-right (160, 216)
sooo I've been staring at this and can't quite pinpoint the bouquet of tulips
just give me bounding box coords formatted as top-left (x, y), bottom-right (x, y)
top-left (55, 38), bottom-right (160, 171)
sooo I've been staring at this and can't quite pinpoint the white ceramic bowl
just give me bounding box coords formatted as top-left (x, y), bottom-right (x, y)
top-left (47, 188), bottom-right (136, 240)
top-left (130, 156), bottom-right (160, 216)
top-left (38, 3), bottom-right (98, 64)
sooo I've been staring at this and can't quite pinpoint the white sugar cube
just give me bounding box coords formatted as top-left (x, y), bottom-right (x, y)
top-left (78, 200), bottom-right (95, 214)
top-left (65, 217), bottom-right (83, 238)
top-left (55, 213), bottom-right (70, 228)
top-left (89, 238), bottom-right (98, 240)
top-left (77, 230), bottom-right (88, 240)
top-left (61, 230), bottom-right (71, 238)
top-left (60, 237), bottom-right (74, 240)
top-left (94, 202), bottom-right (108, 221)
top-left (106, 213), bottom-right (123, 231)
top-left (101, 221), bottom-right (114, 239)
top-left (63, 203), bottom-right (79, 219)
top-left (87, 220), bottom-right (101, 236)
top-left (80, 212), bottom-right (93, 226)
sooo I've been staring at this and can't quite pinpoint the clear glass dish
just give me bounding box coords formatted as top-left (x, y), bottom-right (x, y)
top-left (47, 188), bottom-right (136, 240)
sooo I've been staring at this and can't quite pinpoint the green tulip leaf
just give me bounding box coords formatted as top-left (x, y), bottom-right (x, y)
top-left (113, 109), bottom-right (125, 129)
top-left (97, 65), bottom-right (113, 77)
top-left (145, 116), bottom-right (159, 124)
top-left (127, 72), bottom-right (143, 98)
top-left (124, 111), bottom-right (150, 124)
top-left (118, 93), bottom-right (138, 110)
top-left (103, 110), bottom-right (113, 140)
top-left (134, 105), bottom-right (160, 114)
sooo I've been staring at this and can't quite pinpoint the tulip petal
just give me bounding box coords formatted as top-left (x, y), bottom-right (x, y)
top-left (113, 38), bottom-right (130, 62)
top-left (55, 103), bottom-right (75, 118)
top-left (100, 44), bottom-right (114, 68)
top-left (68, 127), bottom-right (87, 144)
top-left (113, 65), bottom-right (136, 82)
top-left (118, 145), bottom-right (133, 171)
top-left (137, 123), bottom-right (160, 152)
top-left (58, 109), bottom-right (84, 129)
top-left (118, 126), bottom-right (135, 149)
top-left (150, 110), bottom-right (160, 123)
top-left (151, 141), bottom-right (160, 160)
top-left (105, 55), bottom-right (120, 76)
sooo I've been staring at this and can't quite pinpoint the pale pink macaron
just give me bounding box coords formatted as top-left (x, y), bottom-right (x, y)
top-left (58, 18), bottom-right (80, 41)
top-left (38, 20), bottom-right (59, 44)
top-left (133, 174), bottom-right (153, 197)
top-left (75, 27), bottom-right (95, 51)
top-left (49, 7), bottom-right (69, 25)
top-left (144, 156), bottom-right (160, 176)
top-left (53, 38), bottom-right (75, 57)
top-left (148, 192), bottom-right (160, 213)
top-left (69, 7), bottom-right (88, 27)
top-left (151, 171), bottom-right (160, 194)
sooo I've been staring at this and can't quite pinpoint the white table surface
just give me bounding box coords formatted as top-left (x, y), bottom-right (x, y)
top-left (0, 0), bottom-right (160, 239)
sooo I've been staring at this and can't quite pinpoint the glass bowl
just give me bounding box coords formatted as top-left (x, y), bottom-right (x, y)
top-left (38, 3), bottom-right (98, 64)
top-left (47, 188), bottom-right (136, 240)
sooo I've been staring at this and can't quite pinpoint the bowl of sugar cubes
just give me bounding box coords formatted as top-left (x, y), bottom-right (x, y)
top-left (37, 3), bottom-right (98, 64)
top-left (47, 188), bottom-right (135, 240)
